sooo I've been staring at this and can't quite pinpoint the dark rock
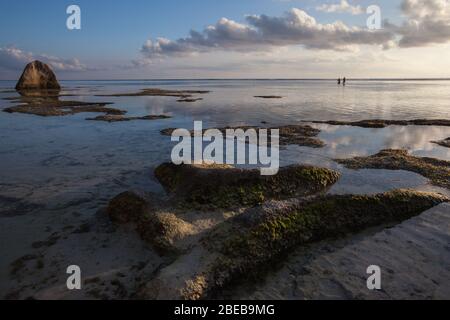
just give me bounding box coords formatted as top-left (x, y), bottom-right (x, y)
top-left (97, 88), bottom-right (210, 98)
top-left (106, 191), bottom-right (150, 224)
top-left (177, 98), bottom-right (203, 102)
top-left (254, 96), bottom-right (283, 99)
top-left (161, 124), bottom-right (325, 148)
top-left (86, 114), bottom-right (171, 122)
top-left (15, 61), bottom-right (61, 91)
top-left (432, 137), bottom-right (450, 148)
top-left (312, 119), bottom-right (450, 128)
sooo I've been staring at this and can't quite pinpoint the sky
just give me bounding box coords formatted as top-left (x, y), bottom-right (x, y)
top-left (1, 0), bottom-right (450, 79)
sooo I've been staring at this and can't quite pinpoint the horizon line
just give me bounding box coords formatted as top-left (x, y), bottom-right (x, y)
top-left (2, 77), bottom-right (450, 82)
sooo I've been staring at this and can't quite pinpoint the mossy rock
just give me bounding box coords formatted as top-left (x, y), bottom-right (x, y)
top-left (313, 119), bottom-right (450, 128)
top-left (201, 189), bottom-right (448, 298)
top-left (137, 212), bottom-right (195, 255)
top-left (160, 124), bottom-right (325, 148)
top-left (106, 191), bottom-right (150, 224)
top-left (154, 163), bottom-right (341, 209)
top-left (107, 191), bottom-right (194, 255)
top-left (336, 149), bottom-right (450, 189)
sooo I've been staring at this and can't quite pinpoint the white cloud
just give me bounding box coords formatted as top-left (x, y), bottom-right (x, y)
top-left (316, 0), bottom-right (364, 15)
top-left (386, 0), bottom-right (450, 47)
top-left (140, 8), bottom-right (393, 60)
top-left (0, 46), bottom-right (89, 71)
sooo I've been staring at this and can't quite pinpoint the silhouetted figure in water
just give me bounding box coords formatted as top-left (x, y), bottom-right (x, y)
top-left (343, 77), bottom-right (347, 86)
top-left (338, 78), bottom-right (341, 85)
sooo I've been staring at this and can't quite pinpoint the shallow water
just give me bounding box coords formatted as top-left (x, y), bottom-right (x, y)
top-left (1, 79), bottom-right (449, 202)
top-left (1, 79), bottom-right (450, 299)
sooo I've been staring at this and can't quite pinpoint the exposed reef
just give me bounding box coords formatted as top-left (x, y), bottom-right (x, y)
top-left (336, 149), bottom-right (450, 189)
top-left (161, 124), bottom-right (325, 148)
top-left (4, 100), bottom-right (124, 117)
top-left (86, 114), bottom-right (171, 122)
top-left (136, 189), bottom-right (448, 299)
top-left (177, 98), bottom-right (203, 102)
top-left (2, 91), bottom-right (172, 121)
top-left (106, 191), bottom-right (195, 255)
top-left (311, 119), bottom-right (450, 128)
top-left (104, 151), bottom-right (449, 299)
top-left (154, 163), bottom-right (340, 209)
top-left (254, 96), bottom-right (283, 99)
top-left (97, 88), bottom-right (210, 98)
top-left (432, 137), bottom-right (450, 148)
top-left (203, 190), bottom-right (449, 299)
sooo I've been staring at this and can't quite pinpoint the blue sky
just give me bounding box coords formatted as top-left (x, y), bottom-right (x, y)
top-left (1, 0), bottom-right (449, 79)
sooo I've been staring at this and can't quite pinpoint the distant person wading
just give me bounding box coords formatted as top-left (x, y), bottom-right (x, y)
top-left (338, 77), bottom-right (347, 86)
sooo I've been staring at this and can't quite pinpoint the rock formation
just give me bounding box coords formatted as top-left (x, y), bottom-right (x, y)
top-left (15, 60), bottom-right (61, 91)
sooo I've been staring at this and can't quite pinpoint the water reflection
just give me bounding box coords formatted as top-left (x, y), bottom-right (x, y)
top-left (1, 79), bottom-right (449, 201)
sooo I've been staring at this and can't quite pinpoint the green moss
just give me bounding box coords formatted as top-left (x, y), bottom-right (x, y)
top-left (154, 163), bottom-right (341, 209)
top-left (336, 149), bottom-right (450, 189)
top-left (206, 189), bottom-right (448, 297)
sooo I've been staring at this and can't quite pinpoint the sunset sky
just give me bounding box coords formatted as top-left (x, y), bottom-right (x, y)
top-left (1, 0), bottom-right (450, 79)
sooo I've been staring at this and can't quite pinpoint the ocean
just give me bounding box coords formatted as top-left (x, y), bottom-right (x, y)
top-left (1, 79), bottom-right (450, 299)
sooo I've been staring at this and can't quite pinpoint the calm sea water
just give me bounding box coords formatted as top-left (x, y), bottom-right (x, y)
top-left (0, 79), bottom-right (450, 210)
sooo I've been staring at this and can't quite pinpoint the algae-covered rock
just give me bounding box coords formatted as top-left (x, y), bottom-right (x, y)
top-left (107, 191), bottom-right (194, 254)
top-left (137, 189), bottom-right (448, 300)
top-left (204, 189), bottom-right (449, 298)
top-left (137, 212), bottom-right (195, 255)
top-left (86, 114), bottom-right (171, 122)
top-left (154, 163), bottom-right (341, 208)
top-left (106, 191), bottom-right (150, 224)
top-left (97, 88), bottom-right (209, 98)
top-left (254, 96), bottom-right (283, 99)
top-left (336, 149), bottom-right (450, 189)
top-left (15, 61), bottom-right (61, 91)
top-left (312, 119), bottom-right (450, 128)
top-left (4, 101), bottom-right (124, 117)
top-left (161, 124), bottom-right (325, 148)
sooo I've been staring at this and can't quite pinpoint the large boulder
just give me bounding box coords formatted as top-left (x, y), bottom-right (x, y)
top-left (15, 60), bottom-right (61, 91)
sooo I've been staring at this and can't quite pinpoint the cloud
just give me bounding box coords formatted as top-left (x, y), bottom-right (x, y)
top-left (140, 8), bottom-right (393, 60)
top-left (316, 0), bottom-right (364, 15)
top-left (0, 46), bottom-right (89, 71)
top-left (386, 0), bottom-right (450, 47)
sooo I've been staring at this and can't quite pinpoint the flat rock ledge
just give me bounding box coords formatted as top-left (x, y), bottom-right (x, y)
top-left (154, 163), bottom-right (341, 209)
top-left (254, 95), bottom-right (283, 99)
top-left (177, 98), bottom-right (203, 103)
top-left (4, 101), bottom-right (124, 117)
top-left (2, 92), bottom-right (170, 122)
top-left (335, 149), bottom-right (450, 189)
top-left (97, 88), bottom-right (209, 99)
top-left (86, 114), bottom-right (171, 122)
top-left (312, 119), bottom-right (450, 128)
top-left (161, 124), bottom-right (325, 148)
